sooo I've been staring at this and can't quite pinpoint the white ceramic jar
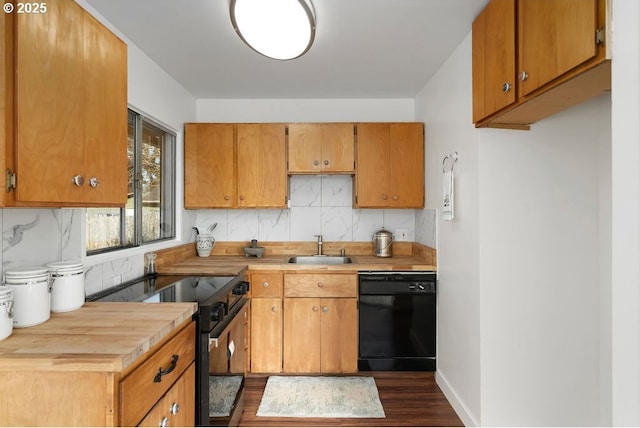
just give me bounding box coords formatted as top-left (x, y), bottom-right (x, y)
top-left (46, 261), bottom-right (85, 313)
top-left (196, 234), bottom-right (215, 257)
top-left (0, 286), bottom-right (14, 340)
top-left (4, 266), bottom-right (51, 328)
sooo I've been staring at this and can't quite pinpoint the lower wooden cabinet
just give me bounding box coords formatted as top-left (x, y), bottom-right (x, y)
top-left (282, 273), bottom-right (358, 374)
top-left (249, 271), bottom-right (358, 374)
top-left (283, 297), bottom-right (357, 373)
top-left (250, 272), bottom-right (283, 373)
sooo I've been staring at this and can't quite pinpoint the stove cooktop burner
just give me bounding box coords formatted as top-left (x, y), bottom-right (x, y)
top-left (86, 275), bottom-right (239, 304)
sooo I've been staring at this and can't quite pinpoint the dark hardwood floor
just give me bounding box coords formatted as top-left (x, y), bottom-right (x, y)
top-left (236, 372), bottom-right (464, 427)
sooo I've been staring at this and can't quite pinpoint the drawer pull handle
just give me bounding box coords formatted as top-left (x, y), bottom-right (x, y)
top-left (170, 402), bottom-right (180, 415)
top-left (154, 354), bottom-right (179, 383)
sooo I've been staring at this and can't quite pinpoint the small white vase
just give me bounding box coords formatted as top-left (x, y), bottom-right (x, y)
top-left (196, 234), bottom-right (215, 257)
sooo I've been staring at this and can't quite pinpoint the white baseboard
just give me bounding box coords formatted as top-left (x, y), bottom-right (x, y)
top-left (435, 371), bottom-right (480, 427)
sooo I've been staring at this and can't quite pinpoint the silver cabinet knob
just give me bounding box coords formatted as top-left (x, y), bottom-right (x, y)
top-left (322, 306), bottom-right (328, 313)
top-left (313, 160), bottom-right (319, 166)
top-left (72, 175), bottom-right (85, 186)
top-left (323, 160), bottom-right (329, 166)
top-left (88, 177), bottom-right (100, 188)
top-left (519, 71), bottom-right (529, 81)
top-left (502, 82), bottom-right (512, 93)
top-left (262, 281), bottom-right (269, 288)
top-left (160, 416), bottom-right (169, 427)
top-left (170, 402), bottom-right (179, 415)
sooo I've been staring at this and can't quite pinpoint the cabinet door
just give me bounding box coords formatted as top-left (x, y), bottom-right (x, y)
top-left (320, 298), bottom-right (358, 373)
top-left (251, 298), bottom-right (283, 373)
top-left (82, 11), bottom-right (128, 205)
top-left (283, 298), bottom-right (321, 373)
top-left (518, 0), bottom-right (598, 97)
top-left (389, 123), bottom-right (424, 208)
top-left (321, 123), bottom-right (355, 173)
top-left (288, 123), bottom-right (354, 173)
top-left (287, 123), bottom-right (323, 173)
top-left (14, 0), bottom-right (127, 205)
top-left (184, 123), bottom-right (235, 208)
top-left (472, 0), bottom-right (516, 123)
top-left (355, 123), bottom-right (391, 207)
top-left (237, 123), bottom-right (287, 207)
top-left (14, 1), bottom-right (84, 203)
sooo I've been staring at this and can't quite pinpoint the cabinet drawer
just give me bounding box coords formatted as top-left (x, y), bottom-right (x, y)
top-left (251, 272), bottom-right (283, 297)
top-left (284, 274), bottom-right (357, 298)
top-left (120, 322), bottom-right (195, 427)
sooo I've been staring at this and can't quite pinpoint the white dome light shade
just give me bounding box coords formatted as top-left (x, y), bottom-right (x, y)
top-left (230, 0), bottom-right (316, 60)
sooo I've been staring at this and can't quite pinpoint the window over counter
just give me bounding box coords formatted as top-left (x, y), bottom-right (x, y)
top-left (86, 109), bottom-right (176, 254)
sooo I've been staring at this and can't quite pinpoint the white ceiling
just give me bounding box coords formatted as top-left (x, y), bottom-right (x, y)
top-left (85, 0), bottom-right (489, 100)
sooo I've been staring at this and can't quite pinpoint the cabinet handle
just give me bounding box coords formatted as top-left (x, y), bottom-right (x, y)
top-left (72, 175), bottom-right (85, 187)
top-left (271, 305), bottom-right (278, 312)
top-left (324, 160), bottom-right (329, 166)
top-left (160, 416), bottom-right (169, 427)
top-left (502, 82), bottom-right (512, 93)
top-left (519, 71), bottom-right (529, 81)
top-left (170, 402), bottom-right (180, 415)
top-left (313, 160), bottom-right (319, 166)
top-left (392, 195), bottom-right (398, 200)
top-left (382, 194), bottom-right (388, 200)
top-left (153, 354), bottom-right (179, 383)
top-left (317, 282), bottom-right (323, 287)
top-left (239, 195), bottom-right (245, 201)
top-left (322, 306), bottom-right (329, 313)
top-left (88, 177), bottom-right (100, 188)
top-left (262, 281), bottom-right (269, 288)
top-left (224, 195), bottom-right (230, 201)
top-left (312, 306), bottom-right (318, 312)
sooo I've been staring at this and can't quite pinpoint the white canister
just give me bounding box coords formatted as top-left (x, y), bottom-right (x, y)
top-left (4, 266), bottom-right (51, 328)
top-left (196, 234), bottom-right (215, 257)
top-left (0, 286), bottom-right (13, 340)
top-left (46, 261), bottom-right (85, 313)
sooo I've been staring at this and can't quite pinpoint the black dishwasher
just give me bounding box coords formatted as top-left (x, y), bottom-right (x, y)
top-left (358, 271), bottom-right (436, 371)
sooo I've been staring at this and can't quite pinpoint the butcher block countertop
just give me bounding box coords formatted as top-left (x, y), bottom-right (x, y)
top-left (0, 302), bottom-right (197, 374)
top-left (154, 241), bottom-right (437, 276)
top-left (158, 254), bottom-right (436, 276)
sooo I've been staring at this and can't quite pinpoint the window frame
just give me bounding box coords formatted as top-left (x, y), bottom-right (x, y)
top-left (86, 109), bottom-right (176, 255)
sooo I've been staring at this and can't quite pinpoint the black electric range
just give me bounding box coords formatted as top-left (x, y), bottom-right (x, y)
top-left (86, 273), bottom-right (250, 426)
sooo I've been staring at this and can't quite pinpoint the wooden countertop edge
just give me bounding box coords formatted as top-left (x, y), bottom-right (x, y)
top-left (0, 302), bottom-right (198, 373)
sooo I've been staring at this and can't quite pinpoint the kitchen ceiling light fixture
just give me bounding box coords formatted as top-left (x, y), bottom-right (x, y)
top-left (229, 0), bottom-right (316, 60)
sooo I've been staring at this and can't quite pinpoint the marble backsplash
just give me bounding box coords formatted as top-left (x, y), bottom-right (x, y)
top-left (194, 175), bottom-right (436, 246)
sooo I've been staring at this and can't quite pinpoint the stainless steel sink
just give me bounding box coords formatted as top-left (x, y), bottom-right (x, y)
top-left (288, 255), bottom-right (352, 265)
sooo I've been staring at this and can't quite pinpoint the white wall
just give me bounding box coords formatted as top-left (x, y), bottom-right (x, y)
top-left (415, 33), bottom-right (481, 426)
top-left (416, 31), bottom-right (612, 425)
top-left (611, 0), bottom-right (640, 424)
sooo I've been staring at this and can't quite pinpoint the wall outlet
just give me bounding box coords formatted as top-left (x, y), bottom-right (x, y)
top-left (395, 228), bottom-right (408, 241)
top-left (113, 275), bottom-right (122, 286)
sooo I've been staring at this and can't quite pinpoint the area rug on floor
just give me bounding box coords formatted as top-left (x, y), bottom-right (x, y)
top-left (209, 375), bottom-right (243, 417)
top-left (256, 376), bottom-right (386, 418)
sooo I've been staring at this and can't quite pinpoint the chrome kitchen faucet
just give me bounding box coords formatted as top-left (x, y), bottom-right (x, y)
top-left (314, 234), bottom-right (323, 256)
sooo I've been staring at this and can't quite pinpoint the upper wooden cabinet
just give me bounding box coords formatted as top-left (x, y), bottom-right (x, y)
top-left (473, 0), bottom-right (610, 129)
top-left (184, 123), bottom-right (235, 208)
top-left (3, 0), bottom-right (128, 206)
top-left (184, 123), bottom-right (287, 208)
top-left (288, 123), bottom-right (355, 174)
top-left (237, 123), bottom-right (287, 208)
top-left (354, 122), bottom-right (424, 208)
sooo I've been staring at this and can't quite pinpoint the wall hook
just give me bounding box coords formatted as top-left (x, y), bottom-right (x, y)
top-left (442, 151), bottom-right (459, 173)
